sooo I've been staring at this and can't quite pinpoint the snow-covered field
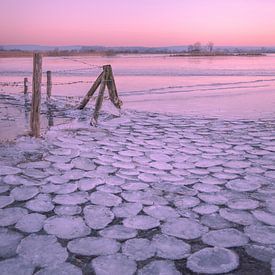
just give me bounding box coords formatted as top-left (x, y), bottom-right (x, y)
top-left (0, 109), bottom-right (275, 274)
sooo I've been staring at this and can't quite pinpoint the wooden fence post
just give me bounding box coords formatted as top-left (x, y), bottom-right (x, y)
top-left (30, 53), bottom-right (42, 137)
top-left (24, 77), bottom-right (28, 94)
top-left (46, 71), bottom-right (52, 100)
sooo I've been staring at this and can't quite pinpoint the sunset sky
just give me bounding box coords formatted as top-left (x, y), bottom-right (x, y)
top-left (1, 0), bottom-right (275, 47)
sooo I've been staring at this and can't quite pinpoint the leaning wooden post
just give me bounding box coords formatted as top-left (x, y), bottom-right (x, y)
top-left (46, 71), bottom-right (52, 100)
top-left (91, 65), bottom-right (108, 126)
top-left (23, 77), bottom-right (28, 94)
top-left (30, 53), bottom-right (42, 137)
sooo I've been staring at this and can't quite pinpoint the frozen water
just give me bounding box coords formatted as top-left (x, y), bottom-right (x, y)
top-left (89, 191), bottom-right (122, 207)
top-left (199, 176), bottom-right (226, 186)
top-left (91, 254), bottom-right (137, 275)
top-left (245, 244), bottom-right (275, 263)
top-left (193, 204), bottom-right (219, 215)
top-left (71, 157), bottom-right (96, 171)
top-left (266, 199), bottom-right (275, 213)
top-left (53, 183), bottom-right (78, 194)
top-left (123, 215), bottom-right (160, 230)
top-left (161, 218), bottom-right (208, 240)
top-left (0, 258), bottom-right (35, 275)
top-left (143, 205), bottom-right (180, 220)
top-left (202, 228), bottom-right (249, 247)
top-left (0, 166), bottom-right (21, 175)
top-left (122, 238), bottom-right (156, 261)
top-left (149, 153), bottom-right (172, 162)
top-left (226, 179), bottom-right (261, 192)
top-left (84, 205), bottom-right (114, 229)
top-left (138, 260), bottom-right (180, 275)
top-left (113, 161), bottom-right (136, 169)
top-left (244, 225), bottom-right (275, 244)
top-left (113, 202), bottom-right (143, 218)
top-left (3, 175), bottom-right (36, 186)
top-left (201, 213), bottom-right (233, 229)
top-left (100, 225), bottom-right (137, 240)
top-left (97, 184), bottom-right (122, 194)
top-left (152, 234), bottom-right (191, 260)
top-left (77, 178), bottom-right (103, 191)
top-left (10, 186), bottom-right (39, 201)
top-left (138, 173), bottom-right (159, 183)
top-left (220, 208), bottom-right (256, 226)
top-left (63, 169), bottom-right (87, 180)
top-left (15, 213), bottom-right (46, 233)
top-left (150, 161), bottom-right (173, 170)
top-left (44, 216), bottom-right (91, 239)
top-left (54, 205), bottom-right (82, 216)
top-left (119, 150), bottom-right (143, 157)
top-left (227, 198), bottom-right (260, 210)
top-left (68, 237), bottom-right (120, 256)
top-left (105, 176), bottom-right (125, 186)
top-left (187, 247), bottom-right (239, 274)
top-left (174, 196), bottom-right (200, 209)
top-left (47, 175), bottom-right (68, 184)
top-left (23, 169), bottom-right (49, 179)
top-left (0, 228), bottom-right (23, 258)
top-left (252, 210), bottom-right (275, 226)
top-left (35, 263), bottom-right (82, 275)
top-left (17, 234), bottom-right (68, 267)
top-left (26, 195), bottom-right (54, 212)
top-left (53, 192), bottom-right (88, 205)
top-left (0, 185), bottom-right (10, 194)
top-left (195, 159), bottom-right (223, 168)
top-left (0, 196), bottom-right (14, 208)
top-left (0, 207), bottom-right (28, 226)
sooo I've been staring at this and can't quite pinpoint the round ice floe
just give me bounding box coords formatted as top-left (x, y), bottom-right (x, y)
top-left (91, 254), bottom-right (137, 275)
top-left (123, 215), bottom-right (160, 230)
top-left (10, 186), bottom-right (39, 201)
top-left (149, 153), bottom-right (172, 162)
top-left (77, 178), bottom-right (103, 191)
top-left (252, 210), bottom-right (275, 226)
top-left (150, 161), bottom-right (173, 171)
top-left (0, 207), bottom-right (28, 226)
top-left (105, 176), bottom-right (125, 186)
top-left (119, 150), bottom-right (143, 157)
top-left (0, 228), bottom-right (23, 258)
top-left (54, 205), bottom-right (82, 216)
top-left (44, 216), bottom-right (90, 239)
top-left (45, 155), bottom-right (72, 163)
top-left (193, 204), bottom-right (219, 215)
top-left (89, 191), bottom-right (122, 207)
top-left (71, 157), bottom-right (96, 171)
top-left (35, 263), bottom-right (82, 275)
top-left (113, 203), bottom-right (143, 218)
top-left (23, 169), bottom-right (49, 179)
top-left (0, 166), bottom-right (21, 176)
top-left (143, 205), bottom-right (179, 220)
top-left (0, 258), bottom-right (35, 275)
top-left (201, 213), bottom-right (233, 229)
top-left (17, 234), bottom-right (68, 267)
top-left (53, 183), bottom-right (78, 195)
top-left (244, 225), bottom-right (275, 244)
top-left (152, 234), bottom-right (191, 260)
top-left (223, 161), bottom-right (251, 169)
top-left (97, 185), bottom-right (122, 194)
top-left (47, 175), bottom-right (68, 185)
top-left (26, 194), bottom-right (54, 212)
top-left (15, 213), bottom-right (46, 233)
top-left (138, 173), bottom-right (159, 183)
top-left (227, 198), bottom-right (260, 210)
top-left (100, 225), bottom-right (137, 240)
top-left (266, 199), bottom-right (275, 213)
top-left (187, 247), bottom-right (239, 274)
top-left (0, 185), bottom-right (10, 194)
top-left (161, 218), bottom-right (208, 240)
top-left (193, 183), bottom-right (221, 193)
top-left (177, 209), bottom-right (199, 219)
top-left (122, 182), bottom-right (149, 191)
top-left (213, 172), bottom-right (238, 180)
top-left (199, 176), bottom-right (226, 185)
top-left (138, 260), bottom-right (180, 275)
top-left (202, 228), bottom-right (248, 248)
top-left (219, 208), bottom-right (256, 226)
top-left (174, 196), bottom-right (200, 209)
top-left (113, 161), bottom-right (135, 170)
top-left (0, 196), bottom-right (14, 208)
top-left (226, 179), bottom-right (261, 192)
top-left (53, 192), bottom-right (88, 205)
top-left (84, 205), bottom-right (114, 229)
top-left (63, 169), bottom-right (86, 180)
top-left (68, 237), bottom-right (120, 256)
top-left (265, 171), bottom-right (275, 179)
top-left (122, 238), bottom-right (156, 261)
top-left (198, 193), bottom-right (228, 205)
top-left (245, 244), bottom-right (275, 263)
top-left (195, 159), bottom-right (223, 168)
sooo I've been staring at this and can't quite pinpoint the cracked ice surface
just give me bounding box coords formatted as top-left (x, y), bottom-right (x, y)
top-left (1, 108), bottom-right (275, 274)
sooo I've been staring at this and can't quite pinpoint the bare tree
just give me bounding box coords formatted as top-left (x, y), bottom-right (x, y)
top-left (207, 42), bottom-right (214, 53)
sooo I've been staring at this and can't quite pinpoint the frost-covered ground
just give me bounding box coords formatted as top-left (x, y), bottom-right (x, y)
top-left (0, 107), bottom-right (275, 275)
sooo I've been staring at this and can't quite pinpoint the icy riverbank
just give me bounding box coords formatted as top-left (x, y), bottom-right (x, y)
top-left (0, 109), bottom-right (275, 274)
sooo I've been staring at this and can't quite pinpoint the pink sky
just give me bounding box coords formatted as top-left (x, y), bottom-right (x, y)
top-left (1, 0), bottom-right (275, 47)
